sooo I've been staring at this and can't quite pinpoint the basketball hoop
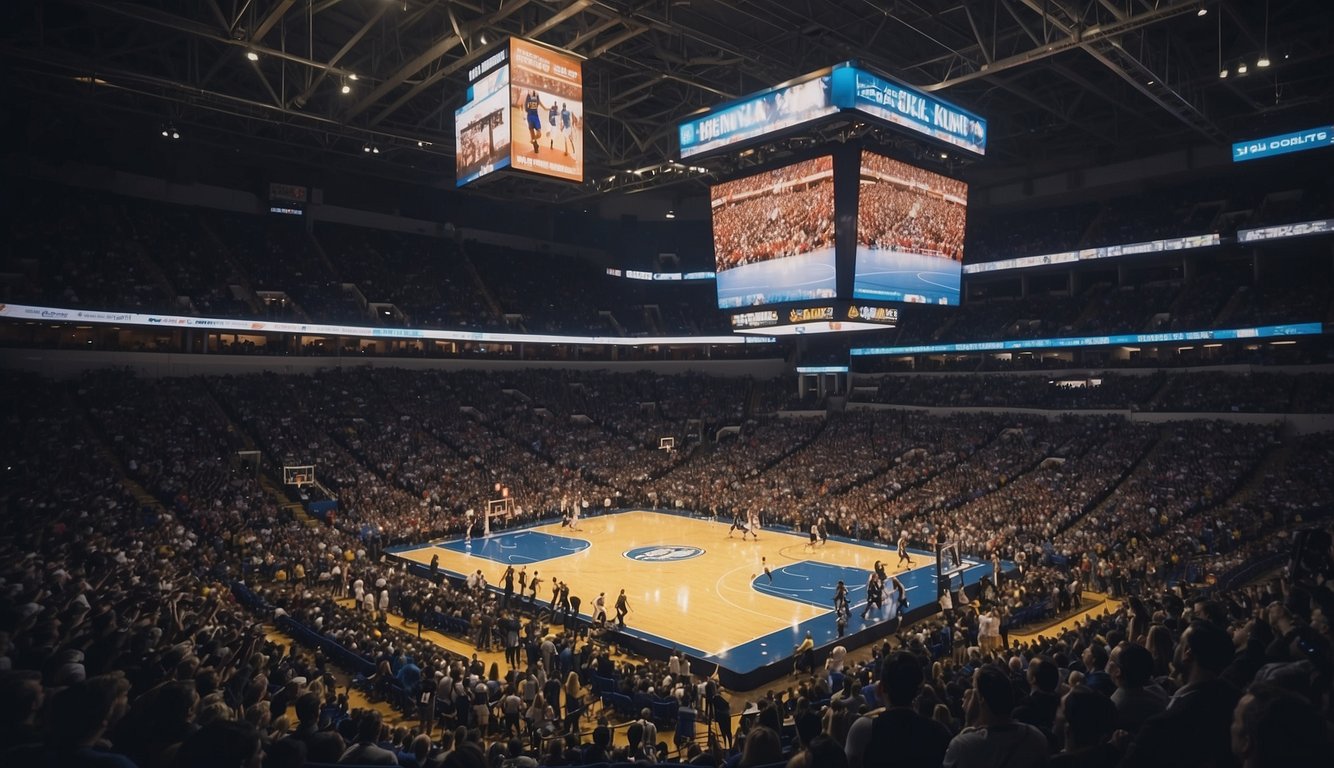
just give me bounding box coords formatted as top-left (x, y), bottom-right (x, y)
top-left (283, 464), bottom-right (316, 488)
top-left (658, 436), bottom-right (675, 454)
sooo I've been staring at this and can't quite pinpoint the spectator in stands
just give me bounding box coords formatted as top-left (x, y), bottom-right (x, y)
top-left (943, 665), bottom-right (1048, 768)
top-left (844, 651), bottom-right (951, 768)
top-left (1121, 620), bottom-right (1241, 768)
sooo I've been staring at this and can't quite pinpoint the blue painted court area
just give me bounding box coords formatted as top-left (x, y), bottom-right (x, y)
top-left (716, 248), bottom-right (837, 308)
top-left (436, 530), bottom-right (589, 565)
top-left (852, 248), bottom-right (961, 305)
top-left (710, 554), bottom-right (997, 673)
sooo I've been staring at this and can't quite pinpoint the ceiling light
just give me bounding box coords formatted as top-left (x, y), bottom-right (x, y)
top-left (171, 130), bottom-right (180, 140)
top-left (371, 146), bottom-right (380, 154)
top-left (1219, 68), bottom-right (1228, 78)
top-left (1257, 56), bottom-right (1270, 68)
top-left (1237, 62), bottom-right (1248, 75)
top-left (939, 152), bottom-right (947, 158)
top-left (246, 50), bottom-right (259, 62)
top-left (665, 210), bottom-right (676, 219)
top-left (1197, 7), bottom-right (1207, 17)
top-left (161, 129), bottom-right (169, 137)
top-left (341, 83), bottom-right (351, 94)
top-left (363, 145), bottom-right (371, 153)
top-left (349, 73), bottom-right (358, 81)
top-left (1146, 80), bottom-right (1155, 85)
top-left (480, 33), bottom-right (487, 45)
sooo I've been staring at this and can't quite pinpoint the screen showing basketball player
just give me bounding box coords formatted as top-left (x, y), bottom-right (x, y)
top-left (852, 151), bottom-right (967, 306)
top-left (711, 155), bottom-right (837, 309)
top-left (508, 38), bottom-right (583, 182)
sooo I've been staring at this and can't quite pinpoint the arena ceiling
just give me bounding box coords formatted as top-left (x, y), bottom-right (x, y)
top-left (3, 0), bottom-right (1332, 200)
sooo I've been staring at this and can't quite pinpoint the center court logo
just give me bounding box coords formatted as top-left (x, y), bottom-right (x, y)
top-left (623, 545), bottom-right (704, 562)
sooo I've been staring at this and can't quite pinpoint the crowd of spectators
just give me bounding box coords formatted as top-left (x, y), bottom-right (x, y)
top-left (3, 357), bottom-right (1334, 767)
top-left (712, 157), bottom-right (836, 271)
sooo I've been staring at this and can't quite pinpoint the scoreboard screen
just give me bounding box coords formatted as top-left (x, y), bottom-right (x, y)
top-left (712, 155), bottom-right (837, 309)
top-left (456, 39), bottom-right (583, 187)
top-left (853, 151), bottom-right (967, 306)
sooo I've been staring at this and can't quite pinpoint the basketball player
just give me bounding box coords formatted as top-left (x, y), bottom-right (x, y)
top-left (560, 103), bottom-right (575, 157)
top-left (569, 502), bottom-right (580, 531)
top-left (833, 580), bottom-right (848, 614)
top-left (761, 556), bottom-right (773, 584)
top-left (897, 532), bottom-right (913, 567)
top-left (524, 90), bottom-right (544, 153)
top-left (817, 516), bottom-right (829, 546)
top-left (745, 509), bottom-right (761, 541)
top-left (860, 571), bottom-right (882, 621)
top-left (593, 592), bottom-right (607, 627)
top-left (547, 101), bottom-right (559, 148)
top-left (549, 578), bottom-right (561, 613)
top-left (614, 589), bottom-right (631, 627)
top-left (727, 511), bottom-right (745, 538)
top-left (529, 571), bottom-right (541, 603)
top-left (805, 520), bottom-right (819, 552)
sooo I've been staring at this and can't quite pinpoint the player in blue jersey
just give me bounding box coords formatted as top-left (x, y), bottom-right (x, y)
top-left (524, 90), bottom-right (543, 153)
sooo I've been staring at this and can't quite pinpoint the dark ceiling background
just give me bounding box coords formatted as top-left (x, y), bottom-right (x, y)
top-left (2, 0), bottom-right (1331, 202)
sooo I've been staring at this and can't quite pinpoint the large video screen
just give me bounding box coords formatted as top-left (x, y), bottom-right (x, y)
top-left (455, 64), bottom-right (512, 186)
top-left (508, 39), bottom-right (583, 182)
top-left (853, 151), bottom-right (967, 305)
top-left (712, 155), bottom-right (837, 309)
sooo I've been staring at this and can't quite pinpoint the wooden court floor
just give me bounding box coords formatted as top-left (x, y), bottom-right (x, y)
top-left (392, 510), bottom-right (929, 661)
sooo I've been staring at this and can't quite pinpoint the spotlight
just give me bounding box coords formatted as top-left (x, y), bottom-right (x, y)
top-left (417, 140), bottom-right (424, 147)
top-left (1146, 80), bottom-right (1155, 86)
top-left (1237, 62), bottom-right (1248, 75)
top-left (349, 73), bottom-right (358, 81)
top-left (341, 83), bottom-right (351, 94)
top-left (161, 128), bottom-right (169, 137)
top-left (246, 50), bottom-right (259, 62)
top-left (1219, 68), bottom-right (1228, 78)
top-left (363, 145), bottom-right (371, 153)
top-left (480, 33), bottom-right (488, 45)
top-left (1197, 7), bottom-right (1207, 17)
top-left (371, 146), bottom-right (380, 154)
top-left (665, 210), bottom-right (676, 219)
top-left (1257, 56), bottom-right (1270, 68)
top-left (171, 130), bottom-right (180, 140)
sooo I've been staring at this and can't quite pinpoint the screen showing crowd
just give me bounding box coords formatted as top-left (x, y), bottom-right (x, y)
top-left (853, 151), bottom-right (968, 306)
top-left (711, 155), bottom-right (837, 309)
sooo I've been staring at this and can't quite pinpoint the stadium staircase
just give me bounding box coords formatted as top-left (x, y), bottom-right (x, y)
top-left (195, 216), bottom-right (264, 315)
top-left (1211, 286), bottom-right (1250, 328)
top-left (1071, 283), bottom-right (1112, 331)
top-left (457, 241), bottom-right (507, 322)
top-left (73, 406), bottom-right (166, 513)
top-left (1056, 429), bottom-right (1164, 535)
top-left (1226, 439), bottom-right (1294, 508)
top-left (1142, 375), bottom-right (1177, 411)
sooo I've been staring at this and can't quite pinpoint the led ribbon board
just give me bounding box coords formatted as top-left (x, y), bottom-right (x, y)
top-left (850, 322), bottom-right (1325, 357)
top-left (677, 63), bottom-right (988, 160)
top-left (1232, 125), bottom-right (1334, 163)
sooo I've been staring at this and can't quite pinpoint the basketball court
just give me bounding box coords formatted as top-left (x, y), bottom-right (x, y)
top-left (853, 249), bottom-right (962, 305)
top-left (715, 249), bottom-right (839, 308)
top-left (388, 509), bottom-right (997, 685)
